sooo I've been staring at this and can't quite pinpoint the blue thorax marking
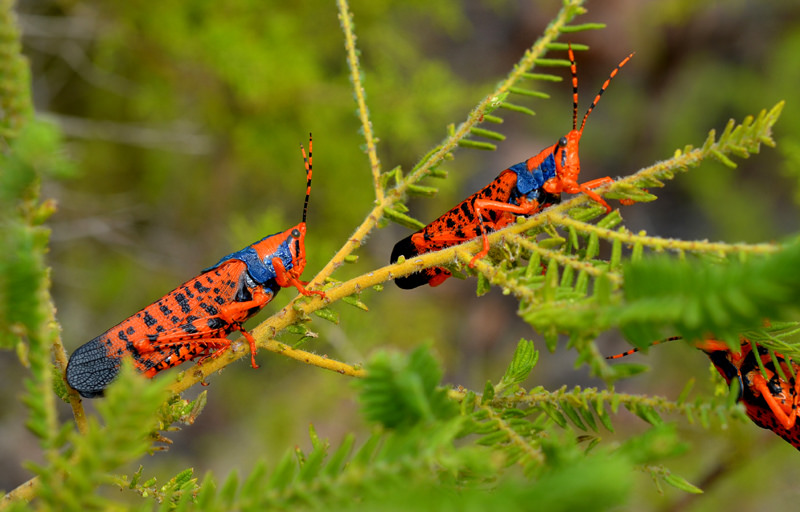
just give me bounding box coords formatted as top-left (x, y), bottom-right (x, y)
top-left (508, 153), bottom-right (556, 203)
top-left (203, 232), bottom-right (296, 284)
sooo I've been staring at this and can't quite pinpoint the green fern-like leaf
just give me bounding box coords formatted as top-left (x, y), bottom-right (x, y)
top-left (0, 0), bottom-right (32, 140)
top-left (616, 238), bottom-right (800, 344)
top-left (356, 345), bottom-right (457, 429)
top-left (495, 339), bottom-right (539, 395)
top-left (32, 362), bottom-right (169, 509)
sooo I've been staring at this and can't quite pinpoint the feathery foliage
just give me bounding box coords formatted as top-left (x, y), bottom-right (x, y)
top-left (1, 0), bottom-right (797, 509)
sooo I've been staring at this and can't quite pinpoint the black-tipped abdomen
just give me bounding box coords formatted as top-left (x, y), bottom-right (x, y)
top-left (65, 337), bottom-right (121, 398)
top-left (391, 234), bottom-right (448, 289)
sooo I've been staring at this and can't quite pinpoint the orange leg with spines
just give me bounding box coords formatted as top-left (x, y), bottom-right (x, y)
top-left (748, 371), bottom-right (799, 430)
top-left (469, 198), bottom-right (541, 266)
top-left (216, 287), bottom-right (282, 368)
top-left (134, 332), bottom-right (236, 378)
top-left (271, 257), bottom-right (326, 298)
top-left (408, 199), bottom-right (541, 269)
top-left (574, 176), bottom-right (614, 212)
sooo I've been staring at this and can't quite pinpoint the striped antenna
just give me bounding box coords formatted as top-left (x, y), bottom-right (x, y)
top-left (300, 133), bottom-right (313, 224)
top-left (605, 336), bottom-right (682, 360)
top-left (568, 43), bottom-right (579, 131)
top-left (572, 47), bottom-right (635, 134)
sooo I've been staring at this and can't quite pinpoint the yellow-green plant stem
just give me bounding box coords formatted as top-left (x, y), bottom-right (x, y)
top-left (0, 477), bottom-right (38, 508)
top-left (51, 333), bottom-right (89, 435)
top-left (303, 1), bottom-right (587, 295)
top-left (546, 213), bottom-right (780, 256)
top-left (167, 338), bottom-right (365, 396)
top-left (390, 0), bottom-right (586, 193)
top-left (338, 0), bottom-right (383, 203)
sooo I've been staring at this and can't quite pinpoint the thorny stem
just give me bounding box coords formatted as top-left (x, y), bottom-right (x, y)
top-left (167, 337), bottom-right (365, 396)
top-left (176, 192), bottom-right (594, 387)
top-left (337, 0), bottom-right (383, 203)
top-left (301, 2), bottom-right (583, 295)
top-left (546, 213), bottom-right (780, 256)
top-left (0, 477), bottom-right (38, 508)
top-left (389, 1), bottom-right (585, 194)
top-left (51, 333), bottom-right (89, 435)
top-left (470, 101), bottom-right (784, 267)
top-left (302, 211), bottom-right (380, 295)
top-left (552, 101), bottom-right (783, 216)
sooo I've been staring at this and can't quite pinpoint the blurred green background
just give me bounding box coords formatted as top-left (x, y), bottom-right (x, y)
top-left (3, 0), bottom-right (800, 508)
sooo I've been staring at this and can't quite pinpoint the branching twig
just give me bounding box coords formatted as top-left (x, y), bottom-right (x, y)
top-left (545, 213), bottom-right (780, 257)
top-left (174, 101), bottom-right (786, 390)
top-left (301, 2), bottom-right (585, 296)
top-left (388, 0), bottom-right (587, 195)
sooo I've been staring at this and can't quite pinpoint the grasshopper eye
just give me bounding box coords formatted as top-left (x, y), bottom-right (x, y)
top-left (291, 229), bottom-right (301, 238)
top-left (558, 136), bottom-right (568, 147)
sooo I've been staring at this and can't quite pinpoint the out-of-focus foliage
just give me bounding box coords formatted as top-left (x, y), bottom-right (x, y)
top-left (2, 0), bottom-right (800, 510)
